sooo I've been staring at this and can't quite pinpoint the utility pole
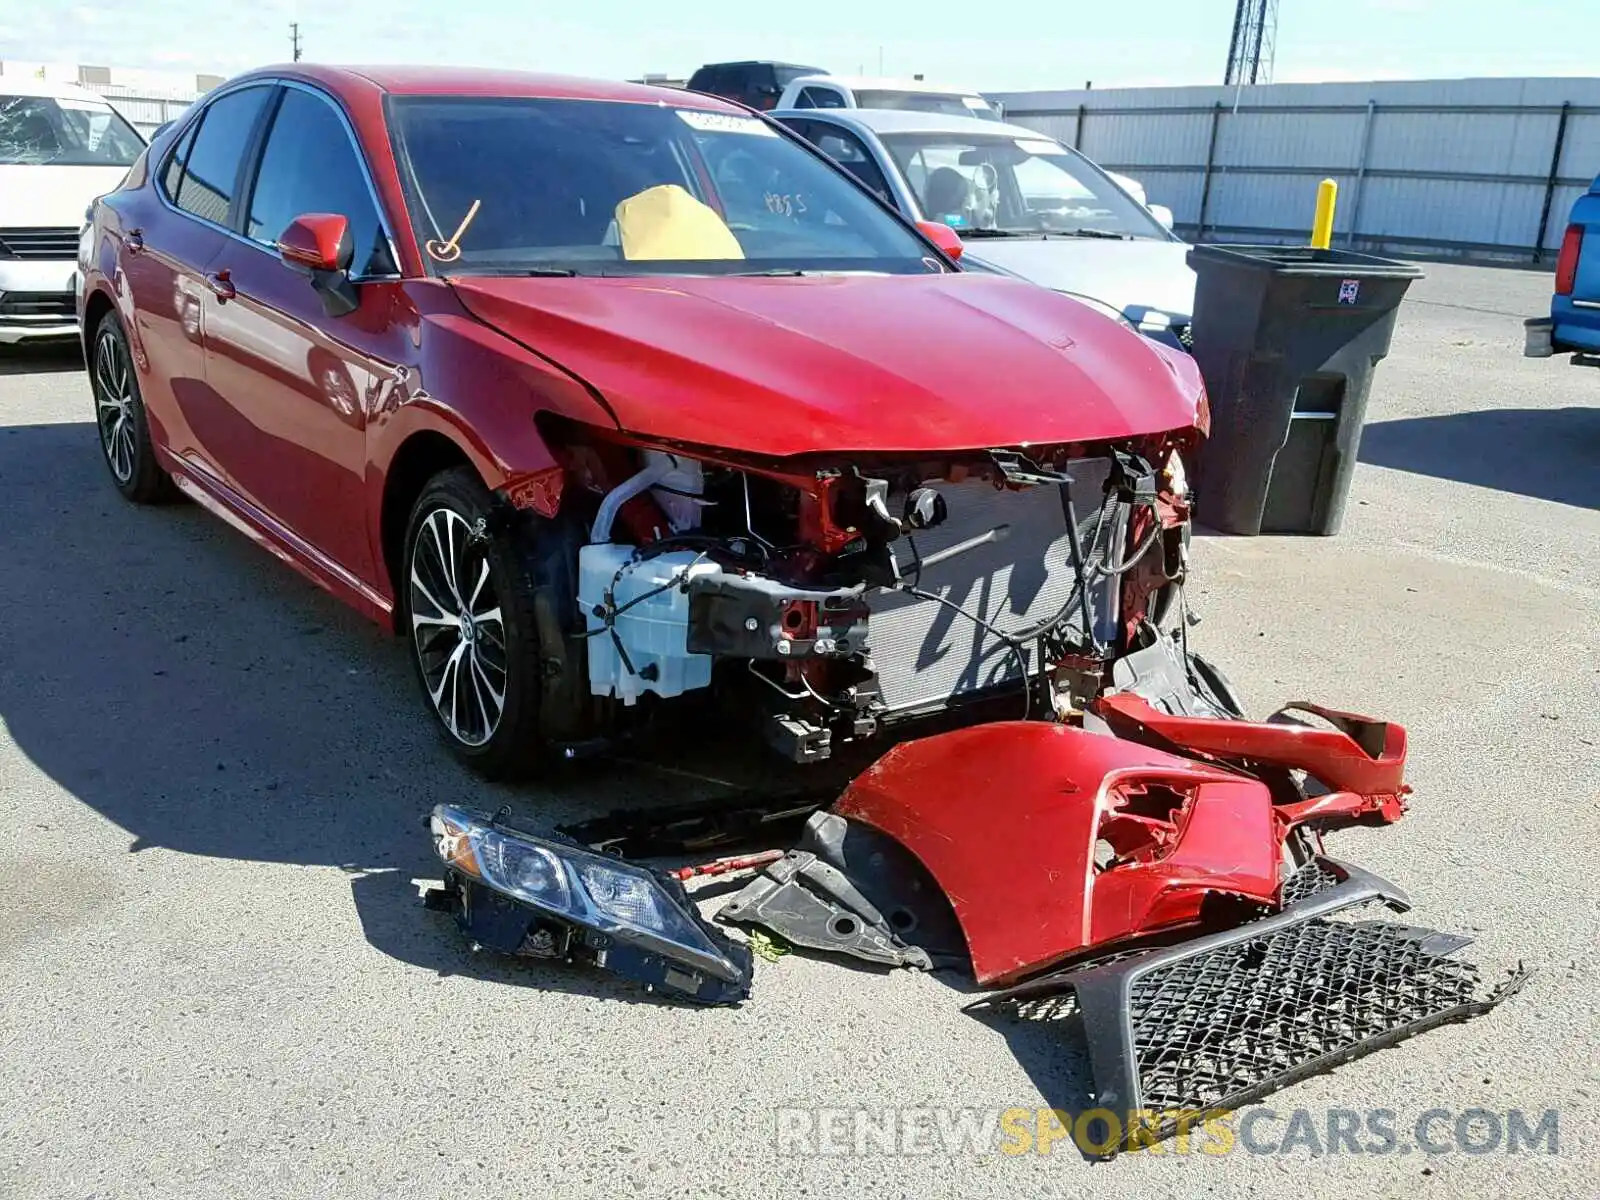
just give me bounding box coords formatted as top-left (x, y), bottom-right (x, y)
top-left (290, 23), bottom-right (303, 62)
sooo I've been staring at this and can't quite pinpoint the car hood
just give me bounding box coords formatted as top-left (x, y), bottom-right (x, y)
top-left (449, 271), bottom-right (1204, 458)
top-left (0, 164), bottom-right (131, 228)
top-left (961, 237), bottom-right (1196, 326)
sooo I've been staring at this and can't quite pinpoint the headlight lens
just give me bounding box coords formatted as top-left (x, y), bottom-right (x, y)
top-left (429, 804), bottom-right (744, 984)
top-left (483, 836), bottom-right (570, 909)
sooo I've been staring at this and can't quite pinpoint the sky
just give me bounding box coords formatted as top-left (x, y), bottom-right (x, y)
top-left (0, 0), bottom-right (1594, 93)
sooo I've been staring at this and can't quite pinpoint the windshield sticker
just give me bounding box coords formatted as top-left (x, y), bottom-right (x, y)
top-left (676, 110), bottom-right (776, 137)
top-left (1015, 138), bottom-right (1067, 155)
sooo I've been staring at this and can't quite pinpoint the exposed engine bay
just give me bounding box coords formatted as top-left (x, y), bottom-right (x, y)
top-left (539, 419), bottom-right (1197, 765)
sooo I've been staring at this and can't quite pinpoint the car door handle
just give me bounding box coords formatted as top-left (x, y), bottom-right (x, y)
top-left (126, 228), bottom-right (144, 255)
top-left (206, 270), bottom-right (236, 302)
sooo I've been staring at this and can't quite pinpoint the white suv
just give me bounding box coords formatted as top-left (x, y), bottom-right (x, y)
top-left (0, 78), bottom-right (145, 346)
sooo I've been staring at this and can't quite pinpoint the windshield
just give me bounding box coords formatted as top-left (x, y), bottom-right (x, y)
top-left (854, 90), bottom-right (1001, 121)
top-left (0, 94), bottom-right (144, 166)
top-left (388, 97), bottom-right (946, 277)
top-left (879, 132), bottom-right (1168, 239)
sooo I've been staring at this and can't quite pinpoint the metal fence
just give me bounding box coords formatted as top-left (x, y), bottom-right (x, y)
top-left (989, 77), bottom-right (1600, 262)
top-left (86, 83), bottom-right (202, 139)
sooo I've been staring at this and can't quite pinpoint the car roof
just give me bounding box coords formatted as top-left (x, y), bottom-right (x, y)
top-left (0, 76), bottom-right (126, 104)
top-left (785, 74), bottom-right (986, 97)
top-left (771, 106), bottom-right (1054, 142)
top-left (224, 63), bottom-right (745, 109)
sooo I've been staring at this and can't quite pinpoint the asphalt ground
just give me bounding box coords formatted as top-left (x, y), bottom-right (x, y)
top-left (1, 262), bottom-right (1597, 1198)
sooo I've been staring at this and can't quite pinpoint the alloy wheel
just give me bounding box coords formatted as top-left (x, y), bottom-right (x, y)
top-left (409, 508), bottom-right (509, 747)
top-left (94, 329), bottom-right (136, 484)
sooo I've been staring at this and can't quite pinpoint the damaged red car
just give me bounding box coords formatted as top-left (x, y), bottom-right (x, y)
top-left (83, 65), bottom-right (1522, 1149)
top-left (77, 64), bottom-right (1209, 776)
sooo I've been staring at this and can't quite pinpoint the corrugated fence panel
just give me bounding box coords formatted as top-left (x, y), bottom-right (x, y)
top-left (84, 82), bottom-right (199, 137)
top-left (1112, 168), bottom-right (1207, 226)
top-left (1366, 110), bottom-right (1558, 177)
top-left (1083, 110), bottom-right (1214, 167)
top-left (1558, 113), bottom-right (1600, 187)
top-left (1214, 111), bottom-right (1367, 172)
top-left (1205, 169), bottom-right (1357, 235)
top-left (992, 75), bottom-right (1600, 260)
top-left (1358, 178), bottom-right (1545, 246)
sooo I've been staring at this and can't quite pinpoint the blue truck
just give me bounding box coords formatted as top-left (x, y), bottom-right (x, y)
top-left (1526, 173), bottom-right (1600, 364)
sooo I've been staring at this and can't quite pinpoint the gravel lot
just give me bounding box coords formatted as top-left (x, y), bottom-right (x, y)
top-left (2, 263), bottom-right (1596, 1198)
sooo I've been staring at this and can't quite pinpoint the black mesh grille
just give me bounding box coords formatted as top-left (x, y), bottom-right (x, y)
top-left (0, 227), bottom-right (79, 259)
top-left (966, 860), bottom-right (1525, 1154)
top-left (1127, 911), bottom-right (1514, 1114)
top-left (1280, 858), bottom-right (1343, 905)
top-left (0, 292), bottom-right (74, 319)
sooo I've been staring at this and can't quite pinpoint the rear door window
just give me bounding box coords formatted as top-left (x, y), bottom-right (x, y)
top-left (796, 87), bottom-right (846, 110)
top-left (159, 119), bottom-right (200, 200)
top-left (243, 87), bottom-right (392, 277)
top-left (174, 85), bottom-right (271, 226)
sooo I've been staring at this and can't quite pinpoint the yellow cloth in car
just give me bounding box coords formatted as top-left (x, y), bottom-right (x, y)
top-left (615, 184), bottom-right (745, 261)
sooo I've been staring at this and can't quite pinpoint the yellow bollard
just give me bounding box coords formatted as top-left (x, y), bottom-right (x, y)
top-left (1311, 178), bottom-right (1337, 250)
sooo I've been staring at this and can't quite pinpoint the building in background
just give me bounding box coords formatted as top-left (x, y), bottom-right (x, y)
top-left (0, 61), bottom-right (218, 137)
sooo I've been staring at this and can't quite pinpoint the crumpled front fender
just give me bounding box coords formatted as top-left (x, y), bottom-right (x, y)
top-left (833, 721), bottom-right (1284, 988)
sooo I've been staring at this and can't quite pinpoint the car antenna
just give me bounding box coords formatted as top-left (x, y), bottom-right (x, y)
top-left (425, 199), bottom-right (482, 263)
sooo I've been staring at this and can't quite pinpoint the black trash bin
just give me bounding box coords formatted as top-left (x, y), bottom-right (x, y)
top-left (1185, 244), bottom-right (1423, 536)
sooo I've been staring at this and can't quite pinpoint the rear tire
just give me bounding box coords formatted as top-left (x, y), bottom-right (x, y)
top-left (401, 467), bottom-right (556, 780)
top-left (90, 312), bottom-right (178, 504)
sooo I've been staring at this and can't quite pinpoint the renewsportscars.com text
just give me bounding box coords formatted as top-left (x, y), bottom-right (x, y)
top-left (773, 1105), bottom-right (1560, 1158)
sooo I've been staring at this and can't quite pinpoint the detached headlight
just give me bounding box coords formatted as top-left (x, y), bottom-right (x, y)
top-left (429, 804), bottom-right (753, 1004)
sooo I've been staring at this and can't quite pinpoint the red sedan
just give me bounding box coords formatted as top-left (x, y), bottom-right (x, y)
top-left (78, 65), bottom-right (1210, 779)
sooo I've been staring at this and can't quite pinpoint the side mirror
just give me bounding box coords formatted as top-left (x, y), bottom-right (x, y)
top-left (1149, 204), bottom-right (1175, 231)
top-left (276, 213), bottom-right (359, 317)
top-left (278, 213), bottom-right (354, 273)
top-left (916, 219), bottom-right (964, 262)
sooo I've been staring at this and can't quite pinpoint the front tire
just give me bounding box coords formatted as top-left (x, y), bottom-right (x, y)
top-left (402, 467), bottom-right (552, 779)
top-left (90, 312), bottom-right (177, 503)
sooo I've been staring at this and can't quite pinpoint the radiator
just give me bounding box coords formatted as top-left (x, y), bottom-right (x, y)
top-left (865, 459), bottom-right (1123, 717)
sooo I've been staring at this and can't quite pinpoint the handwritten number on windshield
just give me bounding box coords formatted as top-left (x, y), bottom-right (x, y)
top-left (763, 192), bottom-right (806, 218)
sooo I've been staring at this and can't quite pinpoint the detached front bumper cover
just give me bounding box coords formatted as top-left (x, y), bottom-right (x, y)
top-left (426, 804), bottom-right (754, 1004)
